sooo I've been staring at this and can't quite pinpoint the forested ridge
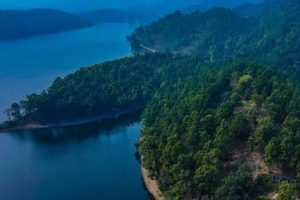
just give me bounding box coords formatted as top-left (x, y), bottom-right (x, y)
top-left (1, 0), bottom-right (299, 199)
top-left (1, 54), bottom-right (208, 127)
top-left (3, 58), bottom-right (299, 199)
top-left (2, 54), bottom-right (175, 125)
top-left (128, 0), bottom-right (300, 67)
top-left (0, 8), bottom-right (92, 40)
top-left (140, 62), bottom-right (300, 199)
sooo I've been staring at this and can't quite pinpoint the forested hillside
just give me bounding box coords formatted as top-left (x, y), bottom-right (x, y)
top-left (0, 8), bottom-right (92, 40)
top-left (140, 62), bottom-right (300, 199)
top-left (1, 54), bottom-right (169, 125)
top-left (1, 0), bottom-right (299, 198)
top-left (3, 56), bottom-right (299, 199)
top-left (128, 0), bottom-right (299, 67)
top-left (1, 54), bottom-right (204, 127)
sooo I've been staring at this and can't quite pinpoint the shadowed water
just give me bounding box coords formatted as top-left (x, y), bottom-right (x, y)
top-left (0, 114), bottom-right (151, 200)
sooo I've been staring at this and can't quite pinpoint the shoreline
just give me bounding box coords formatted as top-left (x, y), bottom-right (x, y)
top-left (139, 133), bottom-right (164, 200)
top-left (141, 165), bottom-right (165, 200)
top-left (0, 107), bottom-right (143, 132)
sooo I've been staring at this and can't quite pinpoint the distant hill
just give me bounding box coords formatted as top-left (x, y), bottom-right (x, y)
top-left (200, 0), bottom-right (263, 8)
top-left (80, 8), bottom-right (144, 24)
top-left (137, 0), bottom-right (262, 20)
top-left (0, 8), bottom-right (93, 40)
top-left (1, 1), bottom-right (299, 199)
top-left (128, 0), bottom-right (300, 66)
top-left (182, 1), bottom-right (262, 15)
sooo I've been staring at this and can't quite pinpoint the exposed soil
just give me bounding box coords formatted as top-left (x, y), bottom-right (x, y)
top-left (141, 166), bottom-right (165, 200)
top-left (228, 144), bottom-right (283, 179)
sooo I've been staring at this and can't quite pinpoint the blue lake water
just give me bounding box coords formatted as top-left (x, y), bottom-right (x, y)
top-left (0, 117), bottom-right (151, 200)
top-left (0, 23), bottom-right (133, 121)
top-left (0, 24), bottom-right (151, 199)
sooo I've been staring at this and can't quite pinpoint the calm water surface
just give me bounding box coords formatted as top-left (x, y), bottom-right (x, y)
top-left (0, 23), bottom-right (151, 200)
top-left (0, 117), bottom-right (151, 200)
top-left (0, 23), bottom-right (133, 121)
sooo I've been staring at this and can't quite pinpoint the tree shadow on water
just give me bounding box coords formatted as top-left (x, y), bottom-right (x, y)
top-left (8, 110), bottom-right (142, 146)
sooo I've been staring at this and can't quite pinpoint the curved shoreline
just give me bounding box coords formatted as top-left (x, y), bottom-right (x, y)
top-left (0, 107), bottom-right (143, 132)
top-left (141, 166), bottom-right (165, 200)
top-left (139, 133), bottom-right (164, 200)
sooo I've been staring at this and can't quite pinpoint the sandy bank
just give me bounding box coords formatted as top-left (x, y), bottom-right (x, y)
top-left (141, 166), bottom-right (165, 200)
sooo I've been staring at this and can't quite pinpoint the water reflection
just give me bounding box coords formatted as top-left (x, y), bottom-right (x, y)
top-left (0, 111), bottom-right (150, 200)
top-left (8, 111), bottom-right (141, 145)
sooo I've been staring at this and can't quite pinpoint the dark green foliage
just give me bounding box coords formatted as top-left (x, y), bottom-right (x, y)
top-left (215, 167), bottom-right (256, 200)
top-left (140, 62), bottom-right (299, 199)
top-left (254, 174), bottom-right (274, 194)
top-left (4, 53), bottom-right (207, 125)
top-left (129, 0), bottom-right (300, 67)
top-left (6, 57), bottom-right (297, 198)
top-left (129, 8), bottom-right (250, 61)
top-left (1, 0), bottom-right (299, 198)
top-left (277, 181), bottom-right (298, 200)
top-left (230, 114), bottom-right (251, 139)
top-left (277, 116), bottom-right (300, 177)
top-left (263, 137), bottom-right (280, 167)
top-left (248, 117), bottom-right (276, 151)
top-left (15, 54), bottom-right (175, 123)
top-left (10, 103), bottom-right (21, 121)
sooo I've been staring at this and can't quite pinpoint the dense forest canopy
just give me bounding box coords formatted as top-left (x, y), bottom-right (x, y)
top-left (1, 54), bottom-right (206, 126)
top-left (1, 0), bottom-right (299, 199)
top-left (128, 0), bottom-right (300, 68)
top-left (140, 61), bottom-right (300, 199)
top-left (3, 54), bottom-right (173, 124)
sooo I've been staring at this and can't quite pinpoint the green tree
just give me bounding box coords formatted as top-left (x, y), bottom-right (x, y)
top-left (11, 103), bottom-right (21, 121)
top-left (263, 138), bottom-right (280, 166)
top-left (248, 117), bottom-right (276, 152)
top-left (277, 182), bottom-right (297, 200)
top-left (230, 114), bottom-right (251, 139)
top-left (215, 167), bottom-right (256, 200)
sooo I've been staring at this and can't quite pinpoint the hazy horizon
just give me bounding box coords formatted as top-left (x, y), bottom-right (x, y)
top-left (0, 0), bottom-right (262, 11)
top-left (0, 0), bottom-right (174, 11)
